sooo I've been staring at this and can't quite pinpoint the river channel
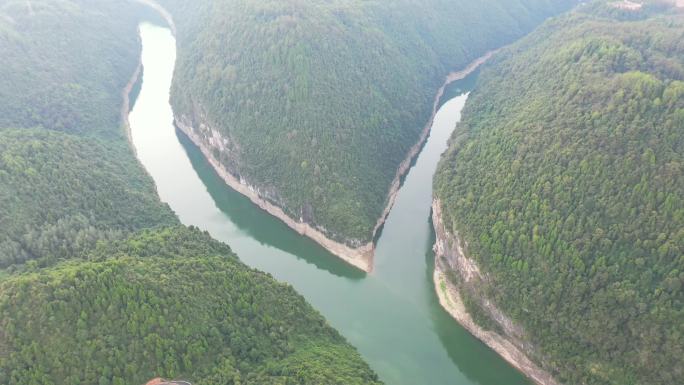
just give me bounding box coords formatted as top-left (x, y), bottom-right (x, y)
top-left (129, 22), bottom-right (530, 385)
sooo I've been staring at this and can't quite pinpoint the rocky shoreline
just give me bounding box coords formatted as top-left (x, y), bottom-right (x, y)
top-left (175, 118), bottom-right (375, 272)
top-left (367, 50), bottom-right (497, 258)
top-left (171, 52), bottom-right (496, 272)
top-left (121, 46), bottom-right (142, 153)
top-left (431, 199), bottom-right (560, 385)
top-left (132, 0), bottom-right (497, 272)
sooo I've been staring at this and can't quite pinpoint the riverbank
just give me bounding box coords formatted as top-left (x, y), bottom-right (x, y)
top-left (431, 200), bottom-right (560, 385)
top-left (121, 0), bottom-right (173, 149)
top-left (130, 0), bottom-right (501, 272)
top-left (123, 0), bottom-right (377, 272)
top-left (175, 119), bottom-right (375, 271)
top-left (121, 44), bottom-right (143, 153)
top-left (368, 50), bottom-right (497, 253)
top-left (173, 52), bottom-right (495, 272)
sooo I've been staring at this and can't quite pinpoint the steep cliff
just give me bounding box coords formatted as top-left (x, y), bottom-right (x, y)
top-left (432, 200), bottom-right (558, 385)
top-left (156, 0), bottom-right (574, 267)
top-left (433, 2), bottom-right (684, 384)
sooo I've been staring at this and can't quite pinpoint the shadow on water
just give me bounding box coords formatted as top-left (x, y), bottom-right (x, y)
top-left (424, 215), bottom-right (533, 385)
top-left (175, 128), bottom-right (366, 280)
top-left (128, 66), bottom-right (144, 112)
top-left (374, 68), bottom-right (482, 245)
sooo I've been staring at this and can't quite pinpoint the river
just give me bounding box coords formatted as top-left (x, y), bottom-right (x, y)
top-left (129, 23), bottom-right (531, 385)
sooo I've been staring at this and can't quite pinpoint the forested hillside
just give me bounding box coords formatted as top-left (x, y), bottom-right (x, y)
top-left (434, 2), bottom-right (684, 384)
top-left (0, 129), bottom-right (176, 268)
top-left (0, 0), bottom-right (177, 269)
top-left (0, 5), bottom-right (380, 384)
top-left (0, 227), bottom-right (381, 385)
top-left (158, 0), bottom-right (574, 246)
top-left (0, 0), bottom-right (139, 138)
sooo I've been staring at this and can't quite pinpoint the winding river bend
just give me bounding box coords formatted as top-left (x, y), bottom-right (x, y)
top-left (129, 23), bottom-right (530, 385)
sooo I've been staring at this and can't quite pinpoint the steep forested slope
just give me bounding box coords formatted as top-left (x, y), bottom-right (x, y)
top-left (0, 227), bottom-right (381, 385)
top-left (0, 0), bottom-right (139, 138)
top-left (0, 0), bottom-right (177, 268)
top-left (159, 0), bottom-right (574, 247)
top-left (0, 6), bottom-right (380, 384)
top-left (0, 129), bottom-right (176, 268)
top-left (434, 2), bottom-right (684, 384)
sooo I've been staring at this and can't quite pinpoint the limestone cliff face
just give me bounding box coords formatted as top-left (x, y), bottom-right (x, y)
top-left (176, 110), bottom-right (282, 207)
top-left (174, 113), bottom-right (375, 272)
top-left (175, 97), bottom-right (377, 248)
top-left (432, 199), bottom-right (560, 385)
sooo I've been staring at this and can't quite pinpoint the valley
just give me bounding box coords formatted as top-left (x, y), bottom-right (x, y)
top-left (128, 22), bottom-right (534, 385)
top-left (1, 1), bottom-right (680, 384)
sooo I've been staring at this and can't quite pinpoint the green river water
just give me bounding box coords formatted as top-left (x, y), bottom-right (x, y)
top-left (129, 23), bottom-right (531, 385)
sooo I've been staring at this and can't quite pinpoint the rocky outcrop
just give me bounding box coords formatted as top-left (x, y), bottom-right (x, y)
top-left (369, 50), bottom-right (498, 254)
top-left (432, 199), bottom-right (560, 385)
top-left (175, 115), bottom-right (375, 272)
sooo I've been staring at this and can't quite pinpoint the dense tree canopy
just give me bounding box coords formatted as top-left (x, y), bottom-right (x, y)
top-left (0, 129), bottom-right (176, 269)
top-left (434, 2), bottom-right (684, 384)
top-left (0, 0), bottom-right (140, 138)
top-left (159, 0), bottom-right (574, 245)
top-left (0, 227), bottom-right (381, 385)
top-left (0, 0), bottom-right (177, 269)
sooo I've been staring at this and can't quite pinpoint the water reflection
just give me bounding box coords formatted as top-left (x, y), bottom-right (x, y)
top-left (176, 129), bottom-right (366, 280)
top-left (130, 22), bottom-right (532, 385)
